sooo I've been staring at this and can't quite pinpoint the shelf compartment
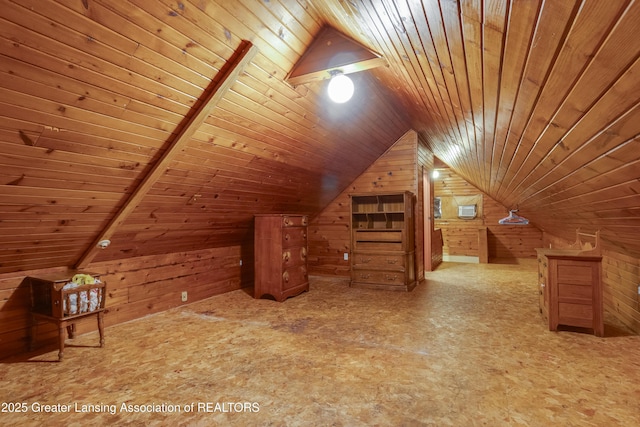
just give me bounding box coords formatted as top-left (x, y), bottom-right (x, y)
top-left (351, 194), bottom-right (406, 213)
top-left (354, 230), bottom-right (402, 241)
top-left (349, 191), bottom-right (416, 291)
top-left (379, 194), bottom-right (404, 212)
top-left (352, 212), bottom-right (405, 229)
top-left (352, 195), bottom-right (380, 213)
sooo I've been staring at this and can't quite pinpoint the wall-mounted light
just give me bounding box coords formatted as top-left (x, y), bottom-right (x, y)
top-left (432, 170), bottom-right (440, 179)
top-left (327, 70), bottom-right (354, 103)
top-left (187, 194), bottom-right (201, 205)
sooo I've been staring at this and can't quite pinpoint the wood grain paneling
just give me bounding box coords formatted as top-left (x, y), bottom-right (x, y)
top-left (308, 130), bottom-right (422, 278)
top-left (0, 246), bottom-right (244, 359)
top-left (1, 0), bottom-right (638, 269)
top-left (435, 167), bottom-right (542, 260)
top-left (0, 0), bottom-right (411, 274)
top-left (484, 197), bottom-right (542, 259)
top-left (0, 1), bottom-right (638, 334)
top-left (602, 249), bottom-right (640, 333)
top-left (317, 0), bottom-right (639, 261)
top-left (541, 233), bottom-right (639, 334)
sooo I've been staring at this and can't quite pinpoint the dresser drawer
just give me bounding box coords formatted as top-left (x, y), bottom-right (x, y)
top-left (352, 253), bottom-right (406, 270)
top-left (255, 214), bottom-right (309, 302)
top-left (352, 269), bottom-right (407, 286)
top-left (282, 247), bottom-right (307, 268)
top-left (283, 227), bottom-right (307, 247)
top-left (282, 215), bottom-right (308, 227)
top-left (282, 265), bottom-right (308, 290)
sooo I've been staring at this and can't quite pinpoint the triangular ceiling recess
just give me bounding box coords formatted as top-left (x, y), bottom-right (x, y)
top-left (286, 26), bottom-right (387, 86)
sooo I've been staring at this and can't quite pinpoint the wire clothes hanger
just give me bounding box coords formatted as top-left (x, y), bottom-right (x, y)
top-left (498, 209), bottom-right (529, 225)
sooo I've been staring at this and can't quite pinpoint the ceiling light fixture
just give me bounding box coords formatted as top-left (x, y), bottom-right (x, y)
top-left (327, 70), bottom-right (354, 103)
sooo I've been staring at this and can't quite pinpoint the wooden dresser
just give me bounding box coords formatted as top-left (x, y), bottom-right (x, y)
top-left (254, 214), bottom-right (309, 302)
top-left (535, 230), bottom-right (603, 336)
top-left (350, 192), bottom-right (416, 291)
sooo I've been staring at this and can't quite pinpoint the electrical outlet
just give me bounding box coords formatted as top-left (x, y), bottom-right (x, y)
top-left (637, 284), bottom-right (640, 295)
top-left (181, 291), bottom-right (188, 302)
top-left (343, 252), bottom-right (349, 261)
top-left (239, 259), bottom-right (243, 266)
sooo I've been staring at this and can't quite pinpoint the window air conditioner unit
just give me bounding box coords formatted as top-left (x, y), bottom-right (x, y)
top-left (458, 204), bottom-right (477, 219)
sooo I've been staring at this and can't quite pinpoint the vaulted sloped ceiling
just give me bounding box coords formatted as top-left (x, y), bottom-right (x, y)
top-left (0, 0), bottom-right (639, 274)
top-left (0, 0), bottom-right (411, 272)
top-left (316, 0), bottom-right (640, 257)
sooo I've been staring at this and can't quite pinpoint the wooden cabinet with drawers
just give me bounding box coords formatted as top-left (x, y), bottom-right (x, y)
top-left (254, 214), bottom-right (309, 302)
top-left (350, 192), bottom-right (416, 291)
top-left (536, 249), bottom-right (603, 336)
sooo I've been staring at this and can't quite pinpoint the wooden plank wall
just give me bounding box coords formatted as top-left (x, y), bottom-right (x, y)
top-left (431, 229), bottom-right (443, 267)
top-left (484, 198), bottom-right (542, 259)
top-left (0, 0), bottom-right (413, 274)
top-left (417, 134), bottom-right (437, 271)
top-left (0, 245), bottom-right (245, 359)
top-left (435, 168), bottom-right (542, 259)
top-left (308, 130), bottom-right (422, 278)
top-left (435, 167), bottom-right (484, 258)
top-left (542, 233), bottom-right (640, 334)
top-left (602, 250), bottom-right (640, 334)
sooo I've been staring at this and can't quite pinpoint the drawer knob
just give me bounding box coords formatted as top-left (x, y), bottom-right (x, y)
top-left (361, 258), bottom-right (371, 263)
top-left (387, 259), bottom-right (398, 264)
top-left (283, 271), bottom-right (290, 283)
top-left (360, 273), bottom-right (370, 279)
top-left (282, 251), bottom-right (290, 262)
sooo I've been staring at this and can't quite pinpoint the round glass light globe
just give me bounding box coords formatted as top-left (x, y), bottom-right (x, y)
top-left (327, 74), bottom-right (354, 103)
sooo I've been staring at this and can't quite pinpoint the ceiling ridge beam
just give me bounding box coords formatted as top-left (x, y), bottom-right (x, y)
top-left (285, 25), bottom-right (386, 85)
top-left (74, 40), bottom-right (258, 269)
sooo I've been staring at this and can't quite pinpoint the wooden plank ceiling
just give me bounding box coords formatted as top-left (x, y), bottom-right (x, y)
top-left (0, 0), bottom-right (638, 273)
